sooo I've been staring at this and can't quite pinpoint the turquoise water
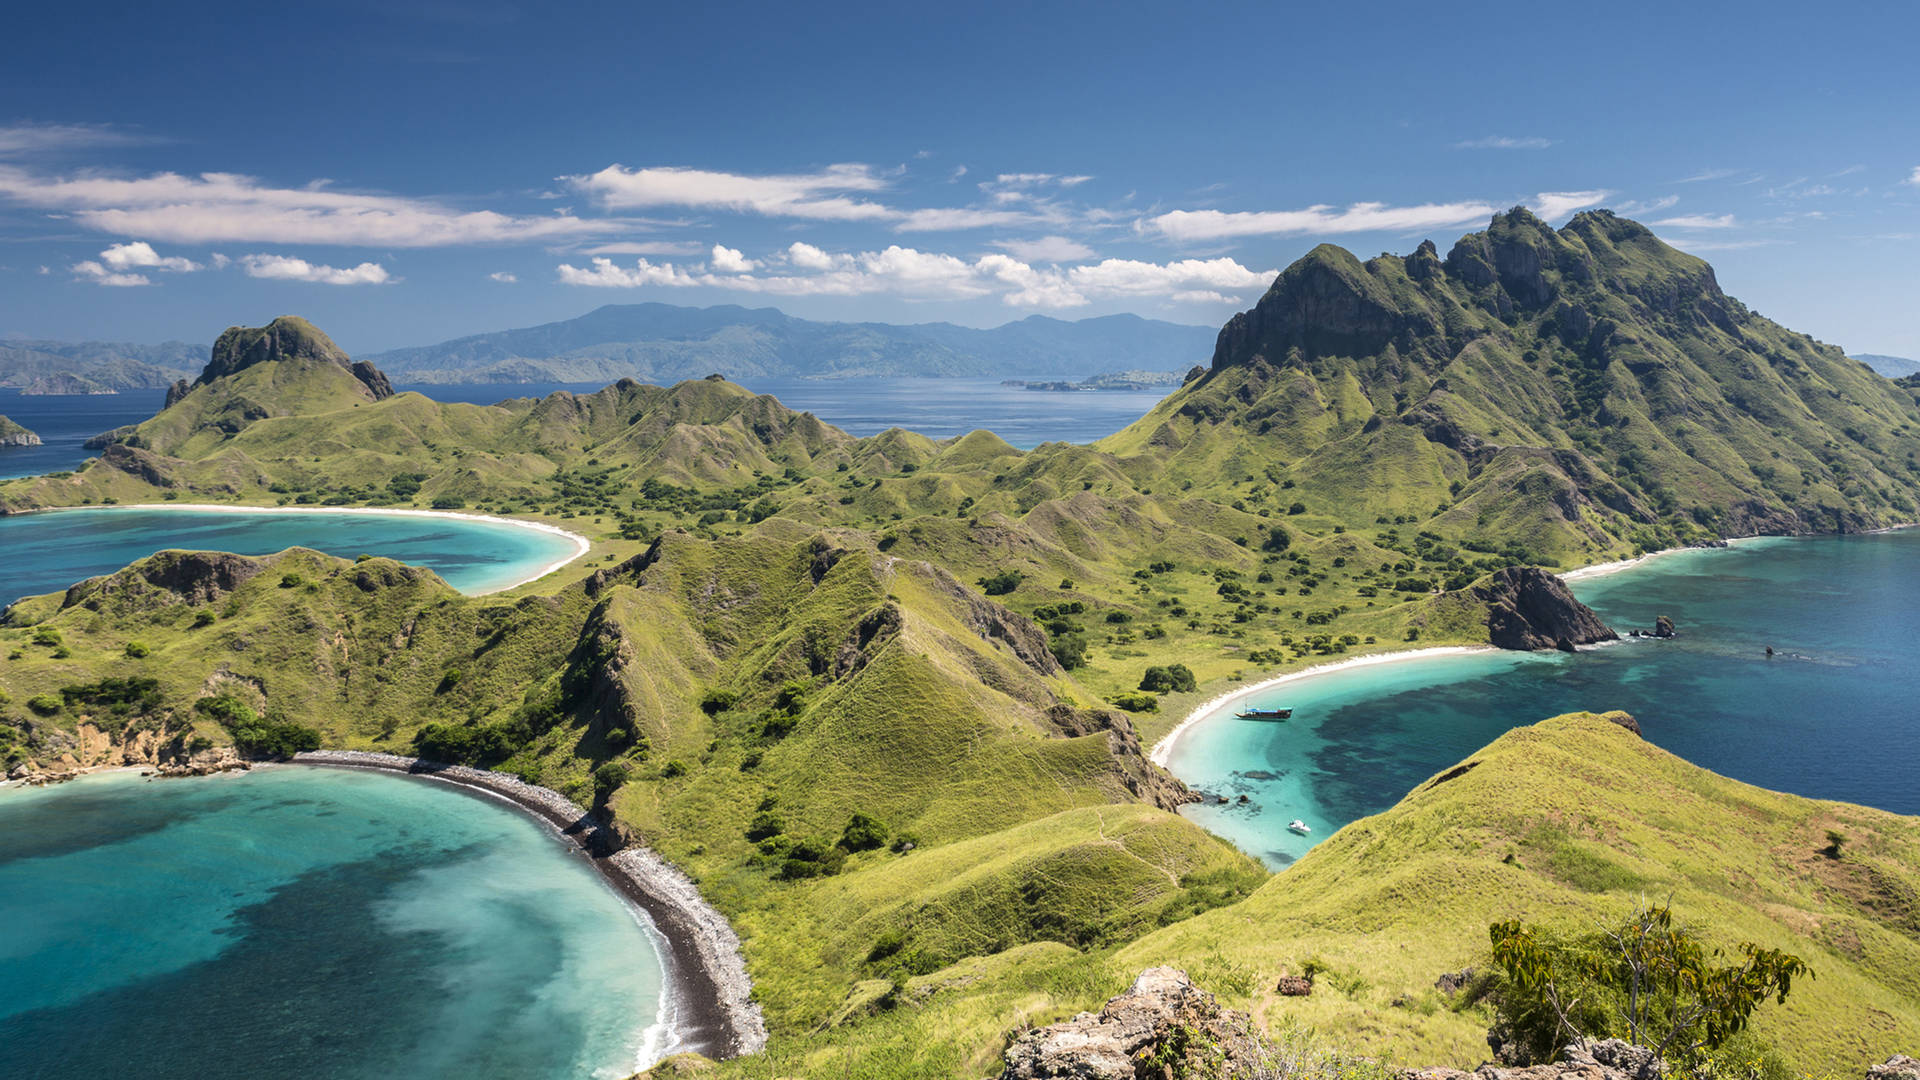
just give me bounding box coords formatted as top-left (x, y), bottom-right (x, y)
top-left (0, 766), bottom-right (670, 1079)
top-left (1165, 532), bottom-right (1920, 868)
top-left (0, 507), bottom-right (581, 604)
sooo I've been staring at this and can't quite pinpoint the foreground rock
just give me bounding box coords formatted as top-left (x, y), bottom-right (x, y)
top-left (1401, 1041), bottom-right (1663, 1080)
top-left (1000, 967), bottom-right (1265, 1079)
top-left (1473, 566), bottom-right (1619, 651)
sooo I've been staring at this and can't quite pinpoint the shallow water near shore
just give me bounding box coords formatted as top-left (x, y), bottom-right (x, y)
top-left (0, 766), bottom-right (669, 1080)
top-left (1167, 531), bottom-right (1920, 868)
top-left (0, 506), bottom-right (581, 604)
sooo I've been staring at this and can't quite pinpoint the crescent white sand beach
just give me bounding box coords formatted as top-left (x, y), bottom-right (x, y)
top-left (1148, 645), bottom-right (1499, 767)
top-left (19, 503), bottom-right (592, 594)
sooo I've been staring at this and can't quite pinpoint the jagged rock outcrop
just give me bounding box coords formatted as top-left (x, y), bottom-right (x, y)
top-left (1869, 1056), bottom-right (1920, 1080)
top-left (56, 550), bottom-right (268, 613)
top-left (1000, 968), bottom-right (1265, 1080)
top-left (1472, 567), bottom-right (1618, 651)
top-left (1045, 705), bottom-right (1197, 812)
top-left (0, 415), bottom-right (41, 448)
top-left (1401, 1040), bottom-right (1664, 1080)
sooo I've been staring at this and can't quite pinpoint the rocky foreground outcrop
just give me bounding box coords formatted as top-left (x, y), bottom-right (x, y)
top-left (999, 968), bottom-right (1916, 1080)
top-left (1474, 566), bottom-right (1618, 651)
top-left (164, 315), bottom-right (394, 407)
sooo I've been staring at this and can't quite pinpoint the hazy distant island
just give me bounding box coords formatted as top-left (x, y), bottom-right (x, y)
top-left (1855, 352), bottom-right (1920, 378)
top-left (0, 415), bottom-right (40, 447)
top-left (1001, 368), bottom-right (1193, 392)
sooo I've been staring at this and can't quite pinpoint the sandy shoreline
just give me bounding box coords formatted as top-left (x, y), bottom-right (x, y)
top-left (293, 750), bottom-right (766, 1064)
top-left (12, 502), bottom-right (591, 594)
top-left (1148, 645), bottom-right (1500, 767)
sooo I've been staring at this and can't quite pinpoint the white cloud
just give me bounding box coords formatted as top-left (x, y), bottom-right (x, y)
top-left (1528, 190), bottom-right (1610, 220)
top-left (209, 252), bottom-right (231, 269)
top-left (1658, 236), bottom-right (1778, 253)
top-left (0, 122), bottom-right (158, 157)
top-left (489, 271), bottom-right (517, 283)
top-left (1454, 136), bottom-right (1554, 150)
top-left (567, 163), bottom-right (894, 221)
top-left (1144, 199), bottom-right (1499, 241)
top-left (893, 206), bottom-right (1037, 231)
top-left (70, 261), bottom-right (151, 287)
top-left (1678, 168), bottom-right (1741, 184)
top-left (99, 241), bottom-right (200, 273)
top-left (68, 240), bottom-right (201, 286)
top-left (0, 167), bottom-right (618, 246)
top-left (240, 254), bottom-right (392, 285)
top-left (1903, 167), bottom-right (1920, 186)
top-left (555, 243), bottom-right (1273, 310)
top-left (991, 236), bottom-right (1097, 262)
top-left (709, 244), bottom-right (758, 273)
top-left (1651, 213), bottom-right (1736, 229)
top-left (1614, 195), bottom-right (1680, 215)
top-left (578, 240), bottom-right (705, 256)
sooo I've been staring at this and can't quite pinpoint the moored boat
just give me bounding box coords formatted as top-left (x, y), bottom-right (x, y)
top-left (1235, 705), bottom-right (1293, 721)
top-left (1288, 819), bottom-right (1311, 835)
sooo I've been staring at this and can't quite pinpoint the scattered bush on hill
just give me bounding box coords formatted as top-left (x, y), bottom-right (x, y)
top-left (839, 812), bottom-right (890, 852)
top-left (193, 694), bottom-right (321, 758)
top-left (978, 569), bottom-right (1023, 596)
top-left (1487, 901), bottom-right (1810, 1069)
top-left (1139, 663), bottom-right (1197, 694)
top-left (1111, 691), bottom-right (1159, 713)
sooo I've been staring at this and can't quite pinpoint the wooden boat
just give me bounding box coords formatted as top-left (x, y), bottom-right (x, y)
top-left (1234, 704), bottom-right (1293, 721)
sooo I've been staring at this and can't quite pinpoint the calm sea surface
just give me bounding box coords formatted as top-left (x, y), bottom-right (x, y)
top-left (0, 767), bottom-right (670, 1079)
top-left (1166, 532), bottom-right (1920, 868)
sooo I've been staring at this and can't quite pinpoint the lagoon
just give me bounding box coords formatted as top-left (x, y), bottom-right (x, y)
top-left (0, 766), bottom-right (671, 1079)
top-left (1163, 532), bottom-right (1920, 868)
top-left (0, 506), bottom-right (583, 605)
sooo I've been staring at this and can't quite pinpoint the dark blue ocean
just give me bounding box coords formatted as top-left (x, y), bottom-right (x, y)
top-left (1166, 533), bottom-right (1920, 867)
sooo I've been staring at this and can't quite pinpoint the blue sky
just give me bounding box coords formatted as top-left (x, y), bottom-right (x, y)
top-left (2, 0), bottom-right (1917, 358)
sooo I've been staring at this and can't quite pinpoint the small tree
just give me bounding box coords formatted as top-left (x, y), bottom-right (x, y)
top-left (1489, 901), bottom-right (1811, 1071)
top-left (1822, 830), bottom-right (1846, 859)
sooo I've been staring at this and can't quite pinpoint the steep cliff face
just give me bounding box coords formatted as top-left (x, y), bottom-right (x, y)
top-left (188, 316), bottom-right (393, 401)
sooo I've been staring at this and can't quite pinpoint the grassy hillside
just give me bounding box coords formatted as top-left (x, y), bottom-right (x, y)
top-left (4, 212), bottom-right (1919, 1077)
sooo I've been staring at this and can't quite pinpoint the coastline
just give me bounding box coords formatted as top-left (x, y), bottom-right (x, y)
top-left (1147, 646), bottom-right (1499, 767)
top-left (292, 750), bottom-right (766, 1064)
top-left (11, 502), bottom-right (591, 594)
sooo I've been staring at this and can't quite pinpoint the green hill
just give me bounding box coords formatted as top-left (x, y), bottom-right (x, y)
top-left (4, 211), bottom-right (1919, 1078)
top-left (0, 415), bottom-right (40, 447)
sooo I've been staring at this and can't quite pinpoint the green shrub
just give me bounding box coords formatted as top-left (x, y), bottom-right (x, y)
top-left (746, 811), bottom-right (786, 841)
top-left (431, 496), bottom-right (466, 510)
top-left (778, 837), bottom-right (847, 880)
top-left (661, 759), bottom-right (688, 779)
top-left (124, 641), bottom-right (151, 659)
top-left (977, 570), bottom-right (1023, 596)
top-left (1048, 632), bottom-right (1088, 670)
top-left (592, 759), bottom-right (632, 795)
top-left (1139, 663), bottom-right (1197, 694)
top-left (26, 693), bottom-right (62, 716)
top-left (839, 812), bottom-right (890, 852)
top-left (1111, 691), bottom-right (1159, 713)
top-left (191, 611), bottom-right (217, 628)
top-left (194, 694), bottom-right (321, 758)
top-left (30, 627), bottom-right (62, 647)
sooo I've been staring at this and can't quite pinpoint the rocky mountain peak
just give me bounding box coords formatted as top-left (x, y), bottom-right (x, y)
top-left (167, 316), bottom-right (394, 406)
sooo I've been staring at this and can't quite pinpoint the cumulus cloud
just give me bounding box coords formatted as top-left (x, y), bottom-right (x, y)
top-left (489, 271), bottom-right (517, 283)
top-left (708, 244), bottom-right (759, 272)
top-left (991, 236), bottom-right (1097, 262)
top-left (240, 254), bottom-right (392, 285)
top-left (567, 163), bottom-right (894, 221)
top-left (0, 166), bottom-right (618, 246)
top-left (555, 242), bottom-right (1272, 309)
top-left (69, 240), bottom-right (201, 286)
top-left (1651, 213), bottom-right (1736, 229)
top-left (1454, 136), bottom-right (1554, 150)
top-left (1528, 190), bottom-right (1610, 220)
top-left (1904, 167), bottom-right (1920, 186)
top-left (1143, 199), bottom-right (1499, 241)
top-left (99, 241), bottom-right (200, 272)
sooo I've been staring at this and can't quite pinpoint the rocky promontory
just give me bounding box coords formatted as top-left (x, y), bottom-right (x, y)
top-left (1472, 566), bottom-right (1619, 651)
top-left (0, 415), bottom-right (41, 448)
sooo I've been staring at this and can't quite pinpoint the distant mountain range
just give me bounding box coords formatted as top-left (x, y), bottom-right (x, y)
top-left (0, 341), bottom-right (201, 395)
top-left (360, 304), bottom-right (1217, 383)
top-left (1853, 353), bottom-right (1920, 378)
